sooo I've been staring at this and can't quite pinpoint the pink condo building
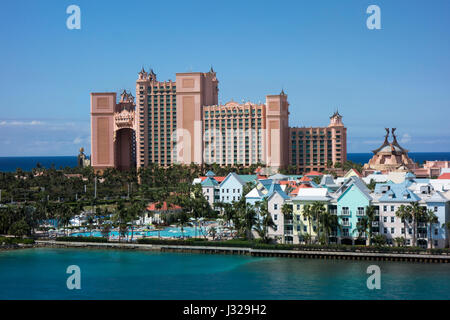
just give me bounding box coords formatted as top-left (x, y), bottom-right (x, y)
top-left (90, 68), bottom-right (347, 173)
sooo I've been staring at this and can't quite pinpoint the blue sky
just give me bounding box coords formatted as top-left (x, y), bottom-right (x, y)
top-left (0, 0), bottom-right (449, 156)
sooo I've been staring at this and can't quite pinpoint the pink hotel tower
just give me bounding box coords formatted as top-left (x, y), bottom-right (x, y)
top-left (90, 68), bottom-right (346, 173)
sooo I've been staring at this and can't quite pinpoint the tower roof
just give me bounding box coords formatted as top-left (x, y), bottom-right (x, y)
top-left (330, 109), bottom-right (342, 119)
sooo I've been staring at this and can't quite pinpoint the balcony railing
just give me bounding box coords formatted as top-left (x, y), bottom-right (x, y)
top-left (330, 209), bottom-right (337, 215)
top-left (342, 221), bottom-right (351, 227)
top-left (285, 220), bottom-right (293, 225)
top-left (341, 210), bottom-right (350, 216)
top-left (284, 230), bottom-right (293, 235)
top-left (356, 211), bottom-right (365, 216)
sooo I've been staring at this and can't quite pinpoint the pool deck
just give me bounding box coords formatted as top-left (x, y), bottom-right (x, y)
top-left (35, 240), bottom-right (450, 263)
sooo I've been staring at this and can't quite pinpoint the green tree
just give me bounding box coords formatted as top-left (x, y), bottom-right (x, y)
top-left (302, 204), bottom-right (314, 244)
top-left (395, 204), bottom-right (411, 245)
top-left (9, 219), bottom-right (30, 237)
top-left (425, 209), bottom-right (438, 249)
top-left (254, 199), bottom-right (276, 243)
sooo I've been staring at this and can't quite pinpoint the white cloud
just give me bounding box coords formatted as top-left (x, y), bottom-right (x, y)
top-left (0, 120), bottom-right (45, 126)
top-left (400, 133), bottom-right (411, 144)
top-left (73, 137), bottom-right (83, 144)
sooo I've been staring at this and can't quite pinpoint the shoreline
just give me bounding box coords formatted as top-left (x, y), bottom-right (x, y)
top-left (18, 240), bottom-right (449, 264)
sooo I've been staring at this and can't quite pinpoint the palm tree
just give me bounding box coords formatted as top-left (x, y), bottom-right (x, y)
top-left (254, 199), bottom-right (276, 243)
top-left (281, 203), bottom-right (293, 219)
top-left (395, 205), bottom-right (412, 245)
top-left (425, 209), bottom-right (438, 249)
top-left (353, 216), bottom-right (369, 243)
top-left (410, 202), bottom-right (426, 247)
top-left (217, 202), bottom-right (234, 230)
top-left (442, 222), bottom-right (450, 248)
top-left (365, 205), bottom-right (377, 246)
top-left (128, 199), bottom-right (147, 242)
top-left (321, 210), bottom-right (340, 244)
top-left (394, 237), bottom-right (405, 247)
top-left (302, 204), bottom-right (313, 244)
top-left (113, 200), bottom-right (128, 242)
top-left (311, 201), bottom-right (325, 243)
top-left (208, 226), bottom-right (217, 240)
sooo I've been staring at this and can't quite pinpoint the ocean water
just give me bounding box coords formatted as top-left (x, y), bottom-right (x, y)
top-left (0, 156), bottom-right (78, 172)
top-left (1, 153), bottom-right (450, 172)
top-left (0, 248), bottom-right (449, 300)
top-left (347, 152), bottom-right (450, 165)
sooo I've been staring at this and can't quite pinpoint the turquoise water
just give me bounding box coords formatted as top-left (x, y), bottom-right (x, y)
top-left (0, 248), bottom-right (449, 300)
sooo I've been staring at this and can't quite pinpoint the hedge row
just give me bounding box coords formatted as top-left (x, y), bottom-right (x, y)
top-left (56, 236), bottom-right (108, 243)
top-left (0, 237), bottom-right (35, 245)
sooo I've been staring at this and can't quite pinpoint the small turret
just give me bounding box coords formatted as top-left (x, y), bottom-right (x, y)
top-left (329, 109), bottom-right (344, 127)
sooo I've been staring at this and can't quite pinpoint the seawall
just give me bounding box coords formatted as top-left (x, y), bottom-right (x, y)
top-left (35, 240), bottom-right (450, 263)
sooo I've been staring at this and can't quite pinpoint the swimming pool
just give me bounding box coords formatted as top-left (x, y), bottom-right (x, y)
top-left (70, 226), bottom-right (210, 239)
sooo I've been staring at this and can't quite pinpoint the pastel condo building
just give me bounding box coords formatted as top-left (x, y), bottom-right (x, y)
top-left (90, 68), bottom-right (346, 172)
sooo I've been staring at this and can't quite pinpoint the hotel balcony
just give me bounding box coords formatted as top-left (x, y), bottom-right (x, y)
top-left (285, 220), bottom-right (293, 225)
top-left (341, 210), bottom-right (350, 216)
top-left (284, 230), bottom-right (293, 236)
top-left (342, 221), bottom-right (351, 227)
top-left (372, 221), bottom-right (379, 227)
top-left (356, 211), bottom-right (365, 217)
top-left (329, 209), bottom-right (337, 215)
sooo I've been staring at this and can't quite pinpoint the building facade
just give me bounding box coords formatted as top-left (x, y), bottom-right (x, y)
top-left (91, 68), bottom-right (346, 173)
top-left (289, 111), bottom-right (347, 173)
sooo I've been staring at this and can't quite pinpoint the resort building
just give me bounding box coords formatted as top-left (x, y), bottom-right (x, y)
top-left (218, 172), bottom-right (257, 204)
top-left (289, 111), bottom-right (347, 173)
top-left (90, 90), bottom-right (136, 171)
top-left (290, 188), bottom-right (335, 244)
top-left (90, 68), bottom-right (347, 173)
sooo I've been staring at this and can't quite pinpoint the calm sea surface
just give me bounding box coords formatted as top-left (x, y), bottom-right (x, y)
top-left (0, 248), bottom-right (449, 300)
top-left (1, 153), bottom-right (450, 172)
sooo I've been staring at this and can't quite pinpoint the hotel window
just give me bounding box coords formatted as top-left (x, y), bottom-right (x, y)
top-left (408, 228), bottom-right (412, 235)
top-left (383, 206), bottom-right (387, 211)
top-left (391, 227), bottom-right (395, 234)
top-left (384, 228), bottom-right (387, 234)
top-left (274, 214), bottom-right (278, 221)
top-left (434, 240), bottom-right (438, 247)
top-left (435, 228), bottom-right (438, 235)
top-left (303, 226), bottom-right (307, 232)
top-left (390, 206), bottom-right (395, 212)
top-left (296, 215), bottom-right (300, 221)
top-left (391, 217), bottom-right (395, 223)
top-left (434, 206), bottom-right (438, 212)
top-left (297, 225), bottom-right (301, 232)
top-left (383, 217), bottom-right (387, 223)
top-left (401, 228), bottom-right (405, 234)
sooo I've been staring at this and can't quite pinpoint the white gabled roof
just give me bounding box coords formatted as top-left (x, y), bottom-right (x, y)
top-left (245, 187), bottom-right (264, 198)
top-left (293, 188), bottom-right (332, 201)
